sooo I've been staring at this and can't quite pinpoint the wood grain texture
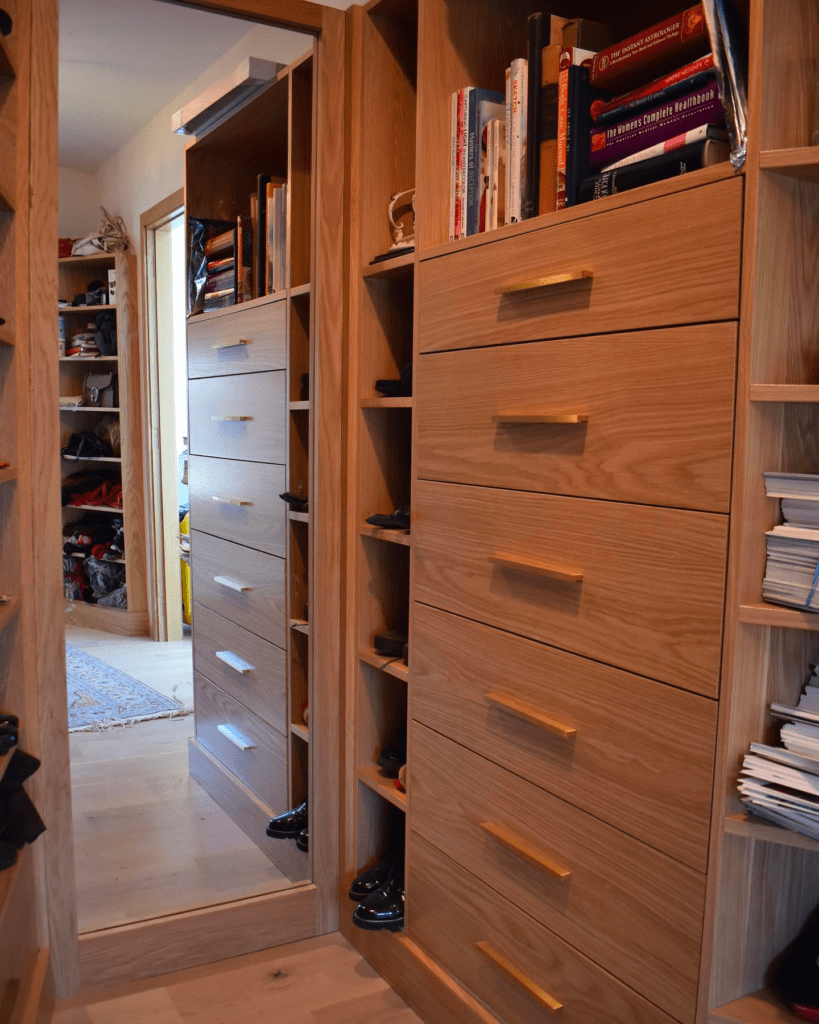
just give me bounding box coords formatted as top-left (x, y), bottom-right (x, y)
top-left (188, 456), bottom-right (286, 557)
top-left (417, 323), bottom-right (737, 512)
top-left (414, 480), bottom-right (727, 696)
top-left (759, 0), bottom-right (818, 149)
top-left (64, 604), bottom-right (149, 636)
top-left (171, 0), bottom-right (324, 33)
top-left (419, 177), bottom-right (742, 352)
top-left (411, 603), bottom-right (716, 871)
top-left (186, 298), bottom-right (287, 378)
top-left (187, 371), bottom-right (286, 464)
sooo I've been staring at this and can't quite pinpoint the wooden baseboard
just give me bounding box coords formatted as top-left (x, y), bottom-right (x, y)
top-left (188, 737), bottom-right (309, 884)
top-left (78, 885), bottom-right (318, 991)
top-left (10, 949), bottom-right (53, 1024)
top-left (339, 919), bottom-right (499, 1024)
top-left (65, 602), bottom-right (149, 636)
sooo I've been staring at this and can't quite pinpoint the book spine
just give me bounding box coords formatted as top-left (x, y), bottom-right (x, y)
top-left (449, 91), bottom-right (458, 240)
top-left (481, 122), bottom-right (492, 233)
top-left (590, 78), bottom-right (724, 167)
top-left (580, 139), bottom-right (707, 203)
top-left (538, 44), bottom-right (562, 216)
top-left (602, 123), bottom-right (722, 170)
top-left (555, 50), bottom-right (571, 211)
top-left (206, 270), bottom-right (234, 291)
top-left (266, 189), bottom-right (275, 294)
top-left (207, 255), bottom-right (234, 272)
top-left (278, 184), bottom-right (287, 291)
top-left (594, 68), bottom-right (716, 127)
top-left (495, 119), bottom-right (506, 228)
top-left (466, 89), bottom-right (479, 236)
top-left (524, 12), bottom-right (546, 219)
top-left (504, 69), bottom-right (512, 226)
top-left (204, 229), bottom-right (234, 256)
top-left (590, 3), bottom-right (708, 91)
top-left (470, 93), bottom-right (505, 235)
top-left (509, 59), bottom-right (527, 224)
top-left (454, 89), bottom-right (467, 239)
top-left (256, 174), bottom-right (271, 297)
top-left (591, 53), bottom-right (715, 122)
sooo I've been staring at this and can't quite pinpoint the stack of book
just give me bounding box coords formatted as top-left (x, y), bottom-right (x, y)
top-left (762, 473), bottom-right (819, 613)
top-left (739, 677), bottom-right (819, 843)
top-left (202, 222), bottom-right (252, 313)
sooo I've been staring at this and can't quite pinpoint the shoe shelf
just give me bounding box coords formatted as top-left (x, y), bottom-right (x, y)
top-left (58, 304), bottom-right (116, 313)
top-left (290, 721), bottom-right (309, 743)
top-left (65, 503), bottom-right (122, 514)
top-left (0, 467), bottom-right (16, 485)
top-left (358, 764), bottom-right (407, 811)
top-left (61, 456), bottom-right (121, 464)
top-left (724, 813), bottom-right (819, 855)
top-left (289, 282), bottom-right (311, 299)
top-left (289, 511), bottom-right (310, 523)
top-left (360, 397), bottom-right (413, 409)
top-left (737, 603), bottom-right (819, 631)
top-left (59, 356), bottom-right (118, 362)
top-left (358, 648), bottom-right (409, 682)
top-left (289, 401), bottom-right (310, 411)
top-left (290, 618), bottom-right (310, 636)
top-left (58, 253), bottom-right (116, 266)
top-left (68, 552), bottom-right (126, 566)
top-left (749, 385), bottom-right (819, 402)
top-left (709, 990), bottom-right (797, 1024)
top-left (362, 253), bottom-right (415, 281)
top-left (359, 524), bottom-right (411, 547)
top-left (0, 596), bottom-right (21, 633)
top-left (59, 406), bottom-right (120, 413)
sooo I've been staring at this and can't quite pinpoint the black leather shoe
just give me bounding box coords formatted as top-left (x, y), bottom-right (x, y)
top-left (353, 870), bottom-right (404, 931)
top-left (266, 800), bottom-right (307, 839)
top-left (348, 860), bottom-right (395, 902)
top-left (296, 827), bottom-right (309, 852)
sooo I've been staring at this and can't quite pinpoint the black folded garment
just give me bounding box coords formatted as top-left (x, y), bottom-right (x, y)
top-left (377, 740), bottom-right (406, 779)
top-left (374, 363), bottom-right (412, 398)
top-left (374, 629), bottom-right (408, 659)
top-left (280, 492), bottom-right (309, 512)
top-left (366, 505), bottom-right (410, 531)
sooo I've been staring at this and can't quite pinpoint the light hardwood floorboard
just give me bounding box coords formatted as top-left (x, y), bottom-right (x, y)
top-left (53, 934), bottom-right (423, 1024)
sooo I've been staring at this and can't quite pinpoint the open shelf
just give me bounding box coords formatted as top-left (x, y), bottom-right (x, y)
top-left (58, 253), bottom-right (115, 266)
top-left (289, 401), bottom-right (310, 411)
top-left (0, 467), bottom-right (17, 485)
top-left (58, 304), bottom-right (116, 313)
top-left (737, 603), bottom-right (819, 631)
top-left (289, 283), bottom-right (311, 298)
top-left (59, 406), bottom-right (120, 413)
top-left (186, 290), bottom-right (287, 327)
top-left (290, 721), bottom-right (309, 743)
top-left (67, 552), bottom-right (126, 566)
top-left (362, 253), bottom-right (415, 281)
top-left (64, 504), bottom-right (122, 514)
top-left (711, 989), bottom-right (797, 1024)
top-left (59, 355), bottom-right (118, 362)
top-left (358, 647), bottom-right (408, 682)
top-left (60, 456), bottom-right (121, 464)
top-left (359, 524), bottom-right (411, 547)
top-left (360, 397), bottom-right (413, 409)
top-left (0, 597), bottom-right (21, 633)
top-left (724, 813), bottom-right (819, 855)
top-left (358, 764), bottom-right (407, 811)
top-left (760, 147), bottom-right (819, 182)
top-left (290, 619), bottom-right (310, 636)
top-left (289, 511), bottom-right (310, 524)
top-left (750, 385), bottom-right (819, 402)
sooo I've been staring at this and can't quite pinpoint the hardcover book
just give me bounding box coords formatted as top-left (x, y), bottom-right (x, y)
top-left (523, 12), bottom-right (547, 219)
top-left (556, 47), bottom-right (595, 211)
top-left (505, 59), bottom-right (528, 225)
top-left (466, 88), bottom-right (504, 235)
top-left (591, 54), bottom-right (715, 124)
top-left (538, 44), bottom-right (562, 215)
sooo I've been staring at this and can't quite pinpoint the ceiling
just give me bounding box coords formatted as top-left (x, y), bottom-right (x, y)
top-left (59, 0), bottom-right (355, 172)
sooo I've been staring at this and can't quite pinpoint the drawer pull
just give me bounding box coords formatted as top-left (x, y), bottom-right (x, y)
top-left (481, 820), bottom-right (571, 881)
top-left (492, 412), bottom-right (589, 425)
top-left (211, 415), bottom-right (253, 422)
top-left (212, 495), bottom-right (254, 507)
top-left (216, 723), bottom-right (255, 750)
top-left (213, 575), bottom-right (253, 593)
top-left (476, 942), bottom-right (563, 1013)
top-left (211, 338), bottom-right (251, 350)
top-left (215, 650), bottom-right (255, 674)
top-left (496, 268), bottom-right (593, 295)
top-left (485, 692), bottom-right (576, 740)
top-left (489, 553), bottom-right (583, 583)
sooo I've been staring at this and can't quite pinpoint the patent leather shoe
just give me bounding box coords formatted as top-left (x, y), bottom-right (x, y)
top-left (348, 860), bottom-right (395, 902)
top-left (296, 826), bottom-right (309, 852)
top-left (265, 800), bottom-right (307, 839)
top-left (352, 870), bottom-right (404, 931)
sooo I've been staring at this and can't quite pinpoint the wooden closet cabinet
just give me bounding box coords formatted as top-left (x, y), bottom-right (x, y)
top-left (341, 2), bottom-right (819, 1023)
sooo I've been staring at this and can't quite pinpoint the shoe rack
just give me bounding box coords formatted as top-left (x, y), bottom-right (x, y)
top-left (57, 251), bottom-right (148, 635)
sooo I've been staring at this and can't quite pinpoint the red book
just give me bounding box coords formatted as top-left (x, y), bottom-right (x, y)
top-left (591, 54), bottom-right (715, 122)
top-left (589, 5), bottom-right (709, 93)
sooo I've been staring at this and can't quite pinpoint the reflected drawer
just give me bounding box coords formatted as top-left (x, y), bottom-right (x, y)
top-left (408, 833), bottom-right (677, 1024)
top-left (411, 723), bottom-right (704, 1023)
top-left (190, 531), bottom-right (286, 647)
top-left (187, 298), bottom-right (287, 378)
top-left (419, 176), bottom-right (742, 353)
top-left (188, 371), bottom-right (285, 464)
top-left (411, 604), bottom-right (716, 872)
top-left (192, 603), bottom-right (286, 732)
top-left (416, 323), bottom-right (737, 512)
top-left (189, 456), bottom-right (286, 557)
top-left (413, 480), bottom-right (726, 697)
top-left (194, 670), bottom-right (287, 809)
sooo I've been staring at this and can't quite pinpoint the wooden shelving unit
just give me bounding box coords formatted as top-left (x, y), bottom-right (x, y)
top-left (358, 525), bottom-right (411, 546)
top-left (358, 647), bottom-right (409, 682)
top-left (749, 385), bottom-right (819, 402)
top-left (0, 467), bottom-right (17, 485)
top-left (724, 813), bottom-right (819, 855)
top-left (358, 765), bottom-right (407, 811)
top-left (360, 397), bottom-right (413, 409)
top-left (737, 603), bottom-right (819, 631)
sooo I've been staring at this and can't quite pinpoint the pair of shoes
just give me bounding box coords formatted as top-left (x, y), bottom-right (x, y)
top-left (374, 363), bottom-right (412, 398)
top-left (266, 800), bottom-right (308, 852)
top-left (61, 431), bottom-right (112, 461)
top-left (365, 505), bottom-right (410, 531)
top-left (279, 492), bottom-right (308, 512)
top-left (373, 629), bottom-right (408, 659)
top-left (377, 741), bottom-right (406, 780)
top-left (0, 749), bottom-right (46, 871)
top-left (350, 862), bottom-right (404, 931)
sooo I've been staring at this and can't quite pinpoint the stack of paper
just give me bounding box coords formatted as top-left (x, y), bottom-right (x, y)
top-left (762, 473), bottom-right (819, 612)
top-left (739, 673), bottom-right (819, 841)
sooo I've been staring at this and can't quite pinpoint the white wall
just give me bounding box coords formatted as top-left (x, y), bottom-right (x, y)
top-left (58, 166), bottom-right (102, 238)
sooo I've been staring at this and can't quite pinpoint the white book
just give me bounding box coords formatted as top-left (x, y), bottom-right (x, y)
top-left (601, 125), bottom-right (727, 172)
top-left (507, 58), bottom-right (527, 225)
top-left (484, 122), bottom-right (495, 232)
top-left (764, 472), bottom-right (819, 499)
top-left (504, 68), bottom-right (512, 226)
top-left (749, 742), bottom-right (819, 775)
top-left (740, 756), bottom-right (819, 798)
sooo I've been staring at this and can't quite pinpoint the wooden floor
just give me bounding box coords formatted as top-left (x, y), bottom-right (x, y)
top-left (68, 628), bottom-right (291, 934)
top-left (53, 934), bottom-right (423, 1024)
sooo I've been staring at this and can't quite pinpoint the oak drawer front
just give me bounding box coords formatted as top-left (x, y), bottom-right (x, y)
top-left (414, 480), bottom-right (726, 697)
top-left (190, 531), bottom-right (286, 648)
top-left (189, 456), bottom-right (286, 557)
top-left (419, 177), bottom-right (742, 353)
top-left (411, 605), bottom-right (716, 872)
top-left (192, 604), bottom-right (287, 732)
top-left (187, 298), bottom-right (287, 378)
top-left (188, 372), bottom-right (285, 464)
top-left (411, 723), bottom-right (704, 1023)
top-left (194, 670), bottom-right (287, 810)
top-left (416, 323), bottom-right (737, 512)
top-left (408, 833), bottom-right (677, 1024)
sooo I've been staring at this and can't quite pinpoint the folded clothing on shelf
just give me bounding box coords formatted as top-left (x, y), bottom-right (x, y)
top-left (280, 491), bottom-right (309, 512)
top-left (365, 505), bottom-right (410, 531)
top-left (374, 363), bottom-right (412, 398)
top-left (373, 628), bottom-right (408, 659)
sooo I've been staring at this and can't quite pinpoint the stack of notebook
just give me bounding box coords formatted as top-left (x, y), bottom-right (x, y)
top-left (762, 473), bottom-right (819, 613)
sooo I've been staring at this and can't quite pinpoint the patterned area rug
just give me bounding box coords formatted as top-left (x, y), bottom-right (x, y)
top-left (66, 644), bottom-right (193, 732)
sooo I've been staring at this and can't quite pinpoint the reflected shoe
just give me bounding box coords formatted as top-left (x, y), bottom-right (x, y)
top-left (265, 799), bottom-right (307, 839)
top-left (353, 870), bottom-right (404, 931)
top-left (296, 827), bottom-right (309, 852)
top-left (348, 860), bottom-right (396, 902)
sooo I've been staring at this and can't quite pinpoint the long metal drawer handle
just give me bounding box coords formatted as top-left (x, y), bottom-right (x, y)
top-left (489, 553), bottom-right (582, 583)
top-left (211, 338), bottom-right (251, 350)
top-left (212, 495), bottom-right (253, 507)
top-left (492, 412), bottom-right (589, 425)
top-left (476, 942), bottom-right (563, 1013)
top-left (496, 269), bottom-right (593, 295)
top-left (213, 575), bottom-right (253, 593)
top-left (485, 692), bottom-right (576, 740)
top-left (217, 723), bottom-right (255, 750)
top-left (211, 415), bottom-right (253, 422)
top-left (215, 650), bottom-right (255, 674)
top-left (481, 821), bottom-right (571, 881)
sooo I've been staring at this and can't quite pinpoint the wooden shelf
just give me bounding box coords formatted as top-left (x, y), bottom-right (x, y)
top-left (64, 504), bottom-right (122, 514)
top-left (289, 511), bottom-right (310, 524)
top-left (290, 721), bottom-right (309, 743)
top-left (58, 304), bottom-right (116, 313)
top-left (358, 764), bottom-right (407, 810)
top-left (737, 603), bottom-right (819, 631)
top-left (760, 147), bottom-right (819, 182)
top-left (186, 289), bottom-right (287, 326)
top-left (750, 384), bottom-right (819, 402)
top-left (289, 283), bottom-right (311, 298)
top-left (290, 619), bottom-right (310, 636)
top-left (59, 355), bottom-right (118, 362)
top-left (0, 597), bottom-right (21, 633)
top-left (710, 989), bottom-right (797, 1024)
top-left (68, 552), bottom-right (126, 565)
top-left (359, 524), bottom-right (411, 546)
top-left (360, 397), bottom-right (413, 409)
top-left (59, 406), bottom-right (120, 412)
top-left (58, 253), bottom-right (116, 266)
top-left (359, 648), bottom-right (409, 682)
top-left (724, 813), bottom-right (819, 854)
top-left (60, 456), bottom-right (121, 463)
top-left (0, 467), bottom-right (17, 485)
top-left (362, 252), bottom-right (415, 280)
top-left (289, 401), bottom-right (311, 411)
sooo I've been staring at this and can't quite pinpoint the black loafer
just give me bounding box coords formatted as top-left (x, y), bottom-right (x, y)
top-left (296, 827), bottom-right (309, 852)
top-left (353, 870), bottom-right (404, 931)
top-left (266, 799), bottom-right (307, 839)
top-left (348, 860), bottom-right (395, 902)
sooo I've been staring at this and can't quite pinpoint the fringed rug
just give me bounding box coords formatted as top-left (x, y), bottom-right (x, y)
top-left (66, 644), bottom-right (193, 732)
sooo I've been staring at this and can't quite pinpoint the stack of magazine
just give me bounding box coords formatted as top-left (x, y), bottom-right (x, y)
top-left (739, 676), bottom-right (819, 842)
top-left (763, 473), bottom-right (819, 613)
